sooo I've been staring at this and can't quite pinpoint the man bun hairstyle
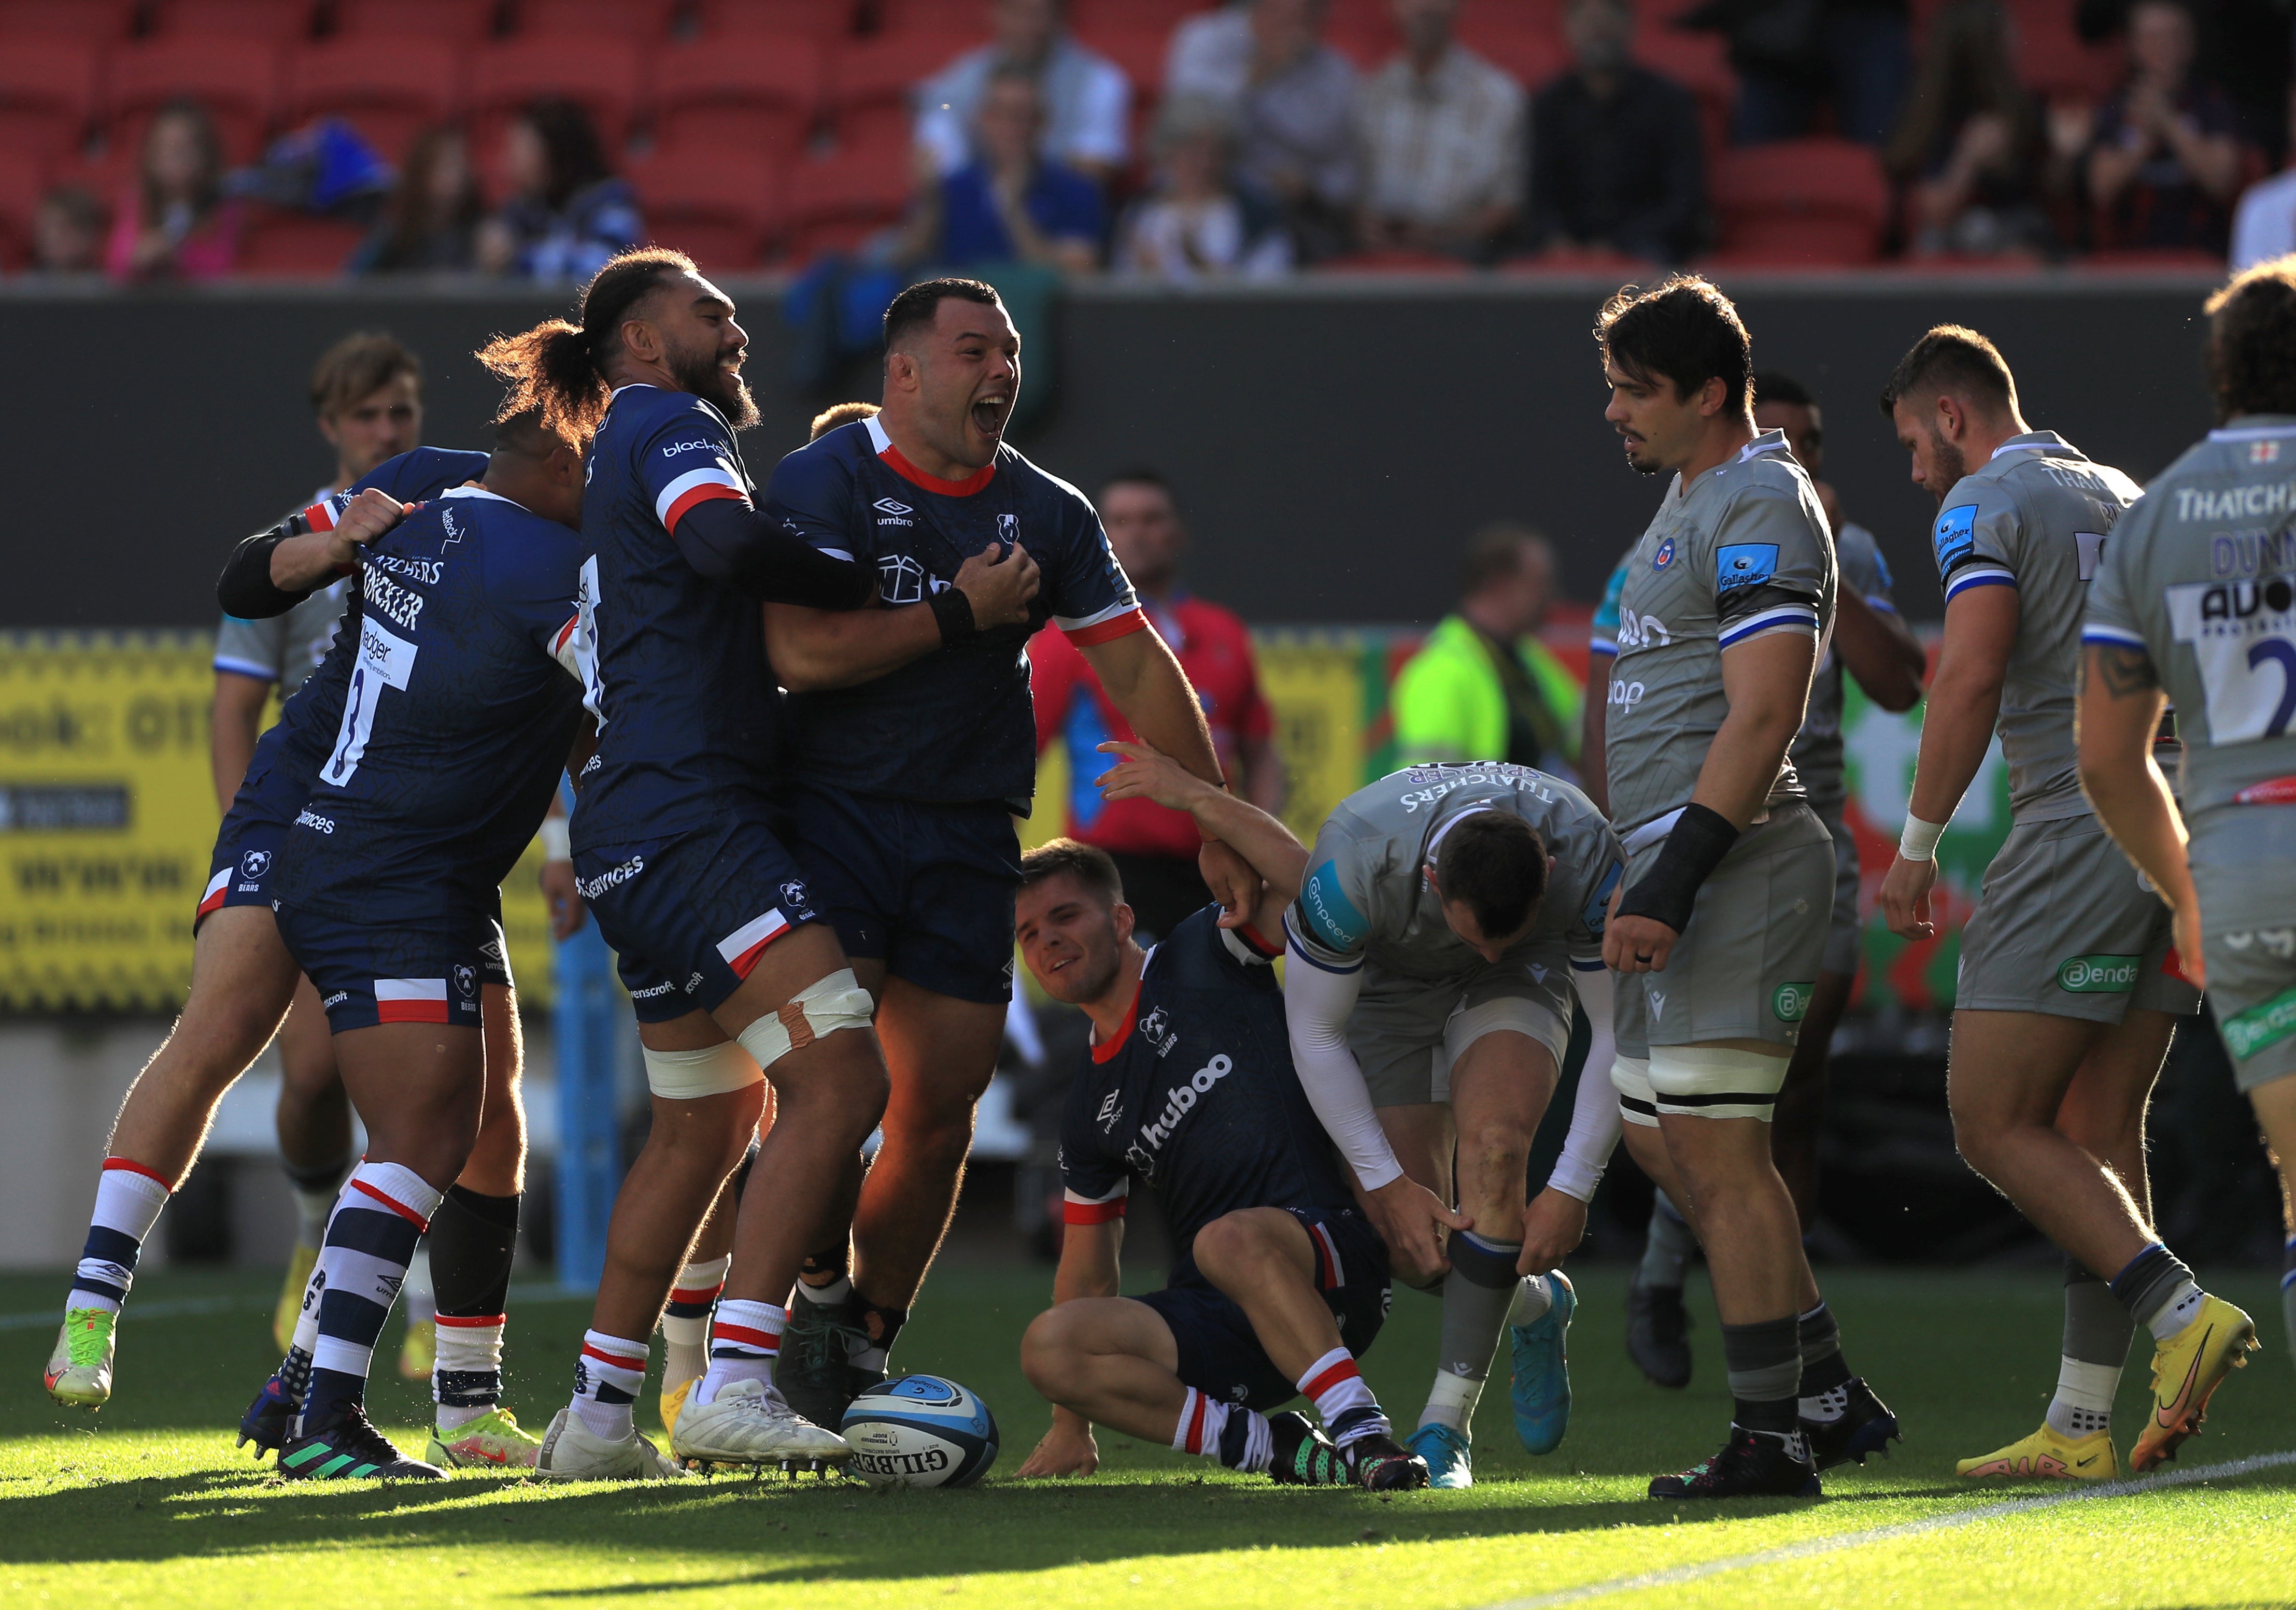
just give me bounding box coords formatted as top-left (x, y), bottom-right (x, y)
top-left (2204, 257), bottom-right (2296, 422)
top-left (1020, 837), bottom-right (1126, 907)
top-left (1434, 812), bottom-right (1548, 942)
top-left (311, 331), bottom-right (421, 417)
top-left (1877, 324), bottom-right (2018, 420)
top-left (884, 277), bottom-right (1003, 354)
top-left (1595, 275), bottom-right (1752, 415)
top-left (476, 245), bottom-right (697, 446)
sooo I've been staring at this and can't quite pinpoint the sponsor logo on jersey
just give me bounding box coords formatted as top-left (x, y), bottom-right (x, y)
top-left (2193, 575), bottom-right (2296, 620)
top-left (295, 809), bottom-right (335, 834)
top-left (2223, 928), bottom-right (2296, 958)
top-left (873, 497), bottom-right (913, 516)
top-left (367, 553), bottom-right (444, 585)
top-left (1607, 678), bottom-right (1646, 711)
top-left (1649, 990), bottom-right (1665, 1021)
top-left (2210, 531), bottom-right (2296, 577)
top-left (481, 936), bottom-right (505, 961)
top-left (360, 565), bottom-right (425, 632)
top-left (1129, 1055), bottom-right (1235, 1173)
top-left (1652, 537), bottom-right (1674, 569)
top-left (2175, 479), bottom-right (2296, 522)
top-left (2222, 982), bottom-right (2296, 1059)
top-left (1299, 862), bottom-right (1368, 952)
top-left (630, 980), bottom-right (676, 1000)
top-left (779, 879), bottom-right (810, 913)
top-left (1582, 859), bottom-right (1622, 937)
top-left (686, 972), bottom-right (704, 993)
top-left (2254, 441), bottom-right (2281, 465)
top-left (452, 964), bottom-right (476, 999)
top-left (661, 438), bottom-right (718, 458)
top-left (1096, 1091), bottom-right (1121, 1130)
top-left (574, 855), bottom-right (645, 900)
top-left (1773, 980), bottom-right (1813, 1021)
top-left (438, 506), bottom-right (462, 544)
top-left (1933, 504), bottom-right (1977, 571)
top-left (878, 553), bottom-right (926, 605)
top-left (2057, 953), bottom-right (2142, 992)
top-left (1716, 543), bottom-right (1780, 592)
top-left (1614, 610), bottom-right (1669, 651)
top-left (1138, 1006), bottom-right (1178, 1058)
top-left (239, 849), bottom-right (271, 879)
top-left (322, 991), bottom-right (349, 1008)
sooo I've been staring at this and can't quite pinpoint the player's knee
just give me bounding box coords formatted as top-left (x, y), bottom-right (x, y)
top-left (1020, 1308), bottom-right (1088, 1399)
top-left (1457, 1123), bottom-right (1534, 1188)
top-left (1189, 1212), bottom-right (1284, 1284)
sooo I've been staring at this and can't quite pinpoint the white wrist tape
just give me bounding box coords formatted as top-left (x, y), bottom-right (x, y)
top-left (736, 968), bottom-right (875, 1071)
top-left (1898, 813), bottom-right (1947, 862)
top-left (539, 816), bottom-right (571, 861)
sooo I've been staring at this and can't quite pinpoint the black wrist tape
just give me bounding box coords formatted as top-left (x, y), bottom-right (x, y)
top-left (929, 586), bottom-right (977, 646)
top-left (1615, 803), bottom-right (1739, 936)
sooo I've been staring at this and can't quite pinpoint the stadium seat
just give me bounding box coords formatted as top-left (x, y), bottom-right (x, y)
top-left (235, 205), bottom-right (365, 275)
top-left (1709, 138), bottom-right (1889, 266)
top-left (1636, 21), bottom-right (1736, 152)
top-left (651, 37), bottom-right (823, 165)
top-left (628, 146), bottom-right (783, 270)
top-left (2074, 247), bottom-right (2228, 274)
top-left (511, 0), bottom-right (682, 40)
top-left (1078, 25), bottom-right (1170, 100)
top-left (785, 143), bottom-right (913, 261)
top-left (695, 0), bottom-right (858, 40)
top-left (1457, 24), bottom-right (1563, 92)
top-left (1315, 247), bottom-right (1472, 273)
top-left (2010, 0), bottom-right (2123, 103)
top-left (0, 148), bottom-right (44, 272)
top-left (108, 36), bottom-right (287, 166)
top-left (282, 38), bottom-right (463, 165)
top-left (0, 40), bottom-right (103, 166)
top-left (150, 0), bottom-right (319, 38)
top-left (1325, 0), bottom-right (1399, 70)
top-left (831, 30), bottom-right (980, 152)
top-left (1499, 246), bottom-right (1656, 275)
top-left (467, 35), bottom-right (644, 148)
top-left (331, 0), bottom-right (504, 39)
top-left (0, 0), bottom-right (137, 38)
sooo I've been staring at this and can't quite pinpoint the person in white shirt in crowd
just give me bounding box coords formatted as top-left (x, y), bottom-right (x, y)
top-left (916, 0), bottom-right (1132, 188)
top-left (2231, 83), bottom-right (2296, 269)
top-left (1355, 0), bottom-right (1526, 261)
top-left (1115, 95), bottom-right (1294, 280)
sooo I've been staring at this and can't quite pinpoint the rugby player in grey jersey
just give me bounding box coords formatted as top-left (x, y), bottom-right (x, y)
top-left (2081, 262), bottom-right (2290, 1428)
top-left (1874, 327), bottom-right (2221, 1482)
top-left (1597, 277), bottom-right (1896, 1500)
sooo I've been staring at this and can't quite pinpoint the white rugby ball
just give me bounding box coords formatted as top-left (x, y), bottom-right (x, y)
top-left (839, 1374), bottom-right (999, 1488)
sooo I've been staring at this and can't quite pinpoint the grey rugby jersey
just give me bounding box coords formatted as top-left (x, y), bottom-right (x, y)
top-left (214, 488), bottom-right (351, 699)
top-left (1930, 431), bottom-right (2142, 824)
top-left (2087, 414), bottom-right (2296, 817)
top-left (1792, 521), bottom-right (1898, 813)
top-left (1287, 763), bottom-right (1624, 979)
top-left (1606, 430), bottom-right (1836, 834)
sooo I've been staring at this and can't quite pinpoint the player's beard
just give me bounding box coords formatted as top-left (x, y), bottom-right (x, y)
top-left (671, 338), bottom-right (760, 431)
top-left (1925, 426), bottom-right (1966, 505)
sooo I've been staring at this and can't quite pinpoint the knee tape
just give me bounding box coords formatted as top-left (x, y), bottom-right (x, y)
top-left (1646, 1045), bottom-right (1789, 1121)
top-left (735, 968), bottom-right (875, 1072)
top-left (1438, 996), bottom-right (1570, 1092)
top-left (1611, 1055), bottom-right (1660, 1128)
top-left (642, 1041), bottom-right (762, 1101)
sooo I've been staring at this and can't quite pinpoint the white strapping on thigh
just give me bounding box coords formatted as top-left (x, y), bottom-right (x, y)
top-left (1646, 1044), bottom-right (1789, 1120)
top-left (734, 967), bottom-right (876, 1071)
top-left (642, 1041), bottom-right (763, 1100)
top-left (1610, 1054), bottom-right (1660, 1128)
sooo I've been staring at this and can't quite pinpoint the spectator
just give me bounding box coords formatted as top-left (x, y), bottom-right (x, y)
top-left (1695, 0), bottom-right (1912, 147)
top-left (106, 98), bottom-right (243, 282)
top-left (1114, 95), bottom-right (1293, 279)
top-left (1389, 523), bottom-right (1583, 778)
top-left (2232, 83), bottom-right (2296, 268)
top-left (1028, 467), bottom-right (1283, 941)
top-left (1354, 0), bottom-right (1526, 260)
top-left (28, 186), bottom-right (107, 277)
top-left (896, 65), bottom-right (1103, 273)
top-left (1524, 0), bottom-right (1704, 264)
top-left (915, 0), bottom-right (1131, 186)
top-left (349, 126), bottom-right (483, 275)
top-left (2087, 0), bottom-right (2244, 253)
top-left (1167, 0), bottom-right (1360, 259)
top-left (475, 99), bottom-right (641, 281)
top-left (1882, 1), bottom-right (2053, 258)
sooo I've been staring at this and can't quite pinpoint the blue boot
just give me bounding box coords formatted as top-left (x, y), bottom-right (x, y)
top-left (1510, 1271), bottom-right (1576, 1455)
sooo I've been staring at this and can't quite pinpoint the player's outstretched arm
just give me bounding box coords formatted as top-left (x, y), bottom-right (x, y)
top-left (763, 541), bottom-right (1041, 691)
top-left (1094, 738), bottom-right (1305, 934)
top-left (2077, 642), bottom-right (2202, 984)
top-left (670, 496), bottom-right (877, 608)
top-left (216, 488), bottom-right (405, 619)
top-left (1833, 585), bottom-right (1926, 713)
top-left (1016, 1219), bottom-right (1123, 1478)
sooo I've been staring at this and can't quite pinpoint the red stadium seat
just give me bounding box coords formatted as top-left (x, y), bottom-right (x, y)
top-left (511, 0), bottom-right (682, 40)
top-left (149, 0), bottom-right (319, 38)
top-left (467, 34), bottom-right (644, 147)
top-left (1079, 25), bottom-right (1171, 99)
top-left (1499, 246), bottom-right (1656, 275)
top-left (1457, 24), bottom-right (1563, 91)
top-left (831, 30), bottom-right (979, 151)
top-left (1315, 248), bottom-right (1472, 273)
top-left (108, 36), bottom-right (287, 166)
top-left (2075, 247), bottom-right (2228, 273)
top-left (0, 149), bottom-right (45, 271)
top-left (695, 0), bottom-right (858, 40)
top-left (1066, 0), bottom-right (1209, 31)
top-left (331, 0), bottom-right (504, 39)
top-left (786, 142), bottom-right (913, 261)
top-left (235, 205), bottom-right (365, 275)
top-left (628, 146), bottom-right (783, 270)
top-left (1636, 21), bottom-right (1736, 152)
top-left (1710, 137), bottom-right (1889, 265)
top-left (0, 40), bottom-right (103, 166)
top-left (0, 0), bottom-right (137, 39)
top-left (651, 38), bottom-right (822, 164)
top-left (282, 38), bottom-right (463, 165)
top-left (2010, 0), bottom-right (2122, 103)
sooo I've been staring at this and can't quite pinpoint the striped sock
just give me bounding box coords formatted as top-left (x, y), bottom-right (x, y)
top-left (696, 1299), bottom-right (785, 1406)
top-left (1171, 1387), bottom-right (1230, 1459)
top-left (1300, 1346), bottom-right (1387, 1448)
top-left (303, 1162), bottom-right (441, 1431)
top-left (434, 1316), bottom-right (505, 1433)
top-left (1171, 1387), bottom-right (1274, 1471)
top-left (571, 1330), bottom-right (649, 1441)
top-left (68, 1160), bottom-right (172, 1316)
top-left (662, 1255), bottom-right (729, 1397)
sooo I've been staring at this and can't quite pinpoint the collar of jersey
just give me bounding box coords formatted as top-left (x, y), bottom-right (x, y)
top-left (1991, 431), bottom-right (2069, 459)
top-left (2210, 416), bottom-right (2296, 440)
top-left (436, 485), bottom-right (513, 503)
top-left (1673, 429), bottom-right (1789, 503)
top-left (1738, 428), bottom-right (1789, 462)
top-left (865, 414), bottom-right (996, 496)
top-left (1089, 973), bottom-right (1147, 1063)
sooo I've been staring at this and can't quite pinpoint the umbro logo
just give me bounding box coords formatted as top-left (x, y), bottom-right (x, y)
top-left (1096, 1091), bottom-right (1121, 1131)
top-left (873, 497), bottom-right (913, 516)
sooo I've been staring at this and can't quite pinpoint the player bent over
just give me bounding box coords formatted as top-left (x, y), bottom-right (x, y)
top-left (1013, 777), bottom-right (1423, 1489)
top-left (1873, 327), bottom-right (2225, 1481)
top-left (2076, 264), bottom-right (2292, 1433)
top-left (1597, 277), bottom-right (1895, 1499)
top-left (1281, 762), bottom-right (1627, 1488)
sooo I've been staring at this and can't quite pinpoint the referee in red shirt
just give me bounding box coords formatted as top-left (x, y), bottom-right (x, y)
top-left (1030, 468), bottom-right (1285, 939)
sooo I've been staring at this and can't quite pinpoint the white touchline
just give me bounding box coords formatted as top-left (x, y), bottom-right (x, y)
top-left (1473, 1449), bottom-right (2296, 1610)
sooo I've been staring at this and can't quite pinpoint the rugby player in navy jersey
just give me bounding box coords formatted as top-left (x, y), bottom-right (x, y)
top-left (759, 278), bottom-right (1250, 1431)
top-left (1012, 746), bottom-right (1427, 1491)
top-left (472, 250), bottom-right (974, 1479)
top-left (46, 447), bottom-right (542, 1471)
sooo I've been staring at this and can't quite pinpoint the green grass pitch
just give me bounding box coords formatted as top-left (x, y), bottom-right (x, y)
top-left (2, 1262), bottom-right (2290, 1607)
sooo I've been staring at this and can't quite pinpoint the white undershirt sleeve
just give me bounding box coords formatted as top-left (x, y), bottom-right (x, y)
top-left (1282, 949), bottom-right (1404, 1192)
top-left (1545, 965), bottom-right (1622, 1203)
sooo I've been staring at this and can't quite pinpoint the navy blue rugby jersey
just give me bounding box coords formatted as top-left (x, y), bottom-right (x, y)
top-left (271, 486), bottom-right (585, 923)
top-left (765, 413), bottom-right (1145, 809)
top-left (226, 448), bottom-right (493, 837)
top-left (1058, 907), bottom-right (1357, 1256)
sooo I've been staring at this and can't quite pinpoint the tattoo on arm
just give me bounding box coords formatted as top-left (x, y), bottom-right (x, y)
top-left (2088, 644), bottom-right (2161, 699)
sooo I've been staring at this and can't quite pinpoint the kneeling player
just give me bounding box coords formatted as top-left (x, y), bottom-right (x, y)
top-left (1013, 779), bottom-right (1425, 1490)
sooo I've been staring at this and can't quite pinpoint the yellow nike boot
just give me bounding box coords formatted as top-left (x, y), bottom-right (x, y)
top-left (427, 1407), bottom-right (542, 1471)
top-left (273, 1243), bottom-right (319, 1355)
top-left (2132, 1294), bottom-right (2259, 1472)
top-left (1957, 1423), bottom-right (2118, 1480)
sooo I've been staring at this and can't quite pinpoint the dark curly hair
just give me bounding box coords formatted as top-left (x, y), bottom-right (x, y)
top-left (2205, 259), bottom-right (2296, 423)
top-left (475, 245), bottom-right (695, 445)
top-left (1595, 275), bottom-right (1753, 416)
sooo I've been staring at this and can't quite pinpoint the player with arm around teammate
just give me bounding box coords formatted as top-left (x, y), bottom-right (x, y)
top-left (1873, 327), bottom-right (2228, 1480)
top-left (2078, 263), bottom-right (2290, 1410)
top-left (1012, 767), bottom-right (1426, 1491)
top-left (1280, 760), bottom-right (1627, 1489)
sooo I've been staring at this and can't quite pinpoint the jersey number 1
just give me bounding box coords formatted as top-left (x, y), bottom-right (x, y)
top-left (324, 617), bottom-right (419, 785)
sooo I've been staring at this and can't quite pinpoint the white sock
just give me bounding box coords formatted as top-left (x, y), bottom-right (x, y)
top-left (571, 1330), bottom-right (648, 1442)
top-left (2145, 1278), bottom-right (2205, 1343)
top-left (402, 1242), bottom-right (437, 1329)
top-left (1508, 1273), bottom-right (1554, 1329)
top-left (662, 1255), bottom-right (729, 1395)
top-left (797, 1273), bottom-right (852, 1307)
top-left (291, 1184), bottom-right (338, 1250)
top-left (695, 1299), bottom-right (784, 1406)
top-left (69, 1160), bottom-right (172, 1315)
top-left (434, 1317), bottom-right (505, 1432)
top-left (1300, 1346), bottom-right (1387, 1447)
top-left (1418, 1368), bottom-right (1482, 1434)
top-left (2044, 1358), bottom-right (2119, 1439)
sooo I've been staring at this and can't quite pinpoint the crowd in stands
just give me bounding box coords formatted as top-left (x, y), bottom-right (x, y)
top-left (3, 0), bottom-right (2295, 281)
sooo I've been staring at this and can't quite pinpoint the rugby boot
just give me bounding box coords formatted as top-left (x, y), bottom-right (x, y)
top-left (236, 1367), bottom-right (301, 1457)
top-left (774, 1293), bottom-right (873, 1431)
top-left (1648, 1426), bottom-right (1820, 1500)
top-left (1267, 1411), bottom-right (1350, 1486)
top-left (273, 1242), bottom-right (318, 1355)
top-left (44, 1308), bottom-right (115, 1410)
top-left (1405, 1421), bottom-right (1473, 1489)
top-left (1626, 1276), bottom-right (1692, 1389)
top-left (2131, 1294), bottom-right (2258, 1472)
top-left (1801, 1377), bottom-right (1900, 1471)
top-left (659, 1376), bottom-right (693, 1441)
top-left (1343, 1431), bottom-right (1431, 1491)
top-left (1956, 1422), bottom-right (2118, 1481)
top-left (533, 1408), bottom-right (686, 1481)
top-left (1511, 1270), bottom-right (1575, 1455)
top-left (279, 1407), bottom-right (443, 1481)
top-left (669, 1377), bottom-right (852, 1468)
top-left (426, 1407), bottom-right (542, 1471)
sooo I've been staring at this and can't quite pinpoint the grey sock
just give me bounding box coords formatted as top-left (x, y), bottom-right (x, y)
top-left (1437, 1231), bottom-right (1522, 1388)
top-left (1722, 1314), bottom-right (1802, 1433)
top-left (2063, 1252), bottom-right (2136, 1369)
top-left (1638, 1193), bottom-right (1695, 1289)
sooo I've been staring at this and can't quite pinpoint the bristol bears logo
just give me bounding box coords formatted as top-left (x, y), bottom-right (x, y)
top-left (452, 964), bottom-right (476, 1000)
top-left (997, 512), bottom-right (1019, 549)
top-left (1138, 1006), bottom-right (1178, 1057)
top-left (239, 849), bottom-right (271, 879)
top-left (878, 553), bottom-right (926, 605)
top-left (779, 879), bottom-right (810, 913)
